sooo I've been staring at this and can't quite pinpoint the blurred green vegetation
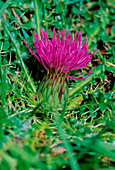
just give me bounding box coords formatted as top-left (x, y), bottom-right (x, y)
top-left (0, 0), bottom-right (115, 169)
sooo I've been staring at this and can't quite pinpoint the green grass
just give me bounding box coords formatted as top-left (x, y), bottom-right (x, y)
top-left (0, 0), bottom-right (115, 169)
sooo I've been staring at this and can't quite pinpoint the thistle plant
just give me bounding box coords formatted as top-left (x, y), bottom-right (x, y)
top-left (25, 28), bottom-right (96, 108)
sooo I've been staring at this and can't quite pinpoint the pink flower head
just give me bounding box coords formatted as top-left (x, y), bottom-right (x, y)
top-left (25, 28), bottom-right (96, 80)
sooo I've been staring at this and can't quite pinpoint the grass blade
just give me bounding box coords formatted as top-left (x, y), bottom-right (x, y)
top-left (56, 115), bottom-right (80, 170)
top-left (34, 0), bottom-right (41, 39)
top-left (0, 0), bottom-right (12, 16)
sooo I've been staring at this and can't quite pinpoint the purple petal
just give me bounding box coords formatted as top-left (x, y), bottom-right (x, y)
top-left (66, 67), bottom-right (94, 80)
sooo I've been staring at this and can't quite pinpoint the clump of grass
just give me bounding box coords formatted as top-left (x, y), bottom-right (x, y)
top-left (0, 0), bottom-right (115, 169)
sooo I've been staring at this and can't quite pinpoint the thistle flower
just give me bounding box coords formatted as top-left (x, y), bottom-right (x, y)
top-left (25, 28), bottom-right (96, 81)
